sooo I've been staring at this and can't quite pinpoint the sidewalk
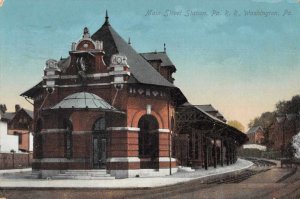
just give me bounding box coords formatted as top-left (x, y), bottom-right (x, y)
top-left (0, 159), bottom-right (253, 188)
top-left (0, 168), bottom-right (31, 175)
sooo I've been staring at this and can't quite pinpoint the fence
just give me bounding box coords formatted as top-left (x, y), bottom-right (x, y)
top-left (0, 152), bottom-right (32, 169)
top-left (238, 148), bottom-right (282, 160)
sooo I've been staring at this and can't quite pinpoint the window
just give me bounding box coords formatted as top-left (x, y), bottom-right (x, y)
top-left (18, 134), bottom-right (22, 144)
top-left (64, 119), bottom-right (73, 159)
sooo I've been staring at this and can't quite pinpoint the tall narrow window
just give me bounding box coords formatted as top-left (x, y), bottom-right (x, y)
top-left (92, 117), bottom-right (107, 169)
top-left (64, 119), bottom-right (73, 159)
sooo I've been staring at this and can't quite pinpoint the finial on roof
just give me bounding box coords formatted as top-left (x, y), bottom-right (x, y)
top-left (164, 43), bottom-right (166, 53)
top-left (128, 37), bottom-right (131, 45)
top-left (104, 10), bottom-right (110, 25)
top-left (83, 27), bottom-right (90, 38)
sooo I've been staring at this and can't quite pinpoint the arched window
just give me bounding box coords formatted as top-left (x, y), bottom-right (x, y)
top-left (92, 117), bottom-right (107, 169)
top-left (35, 119), bottom-right (43, 159)
top-left (93, 118), bottom-right (106, 131)
top-left (138, 115), bottom-right (159, 159)
top-left (63, 119), bottom-right (73, 159)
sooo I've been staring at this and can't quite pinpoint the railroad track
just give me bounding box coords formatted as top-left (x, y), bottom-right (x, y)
top-left (124, 159), bottom-right (273, 199)
top-left (244, 157), bottom-right (277, 167)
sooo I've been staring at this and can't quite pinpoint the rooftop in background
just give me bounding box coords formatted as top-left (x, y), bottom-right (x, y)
top-left (1, 104), bottom-right (33, 122)
top-left (246, 126), bottom-right (264, 135)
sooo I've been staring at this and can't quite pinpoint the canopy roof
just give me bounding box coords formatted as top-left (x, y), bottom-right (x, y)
top-left (177, 103), bottom-right (248, 145)
top-left (51, 92), bottom-right (116, 111)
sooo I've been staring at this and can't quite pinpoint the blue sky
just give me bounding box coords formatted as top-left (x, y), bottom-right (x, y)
top-left (0, 0), bottom-right (299, 128)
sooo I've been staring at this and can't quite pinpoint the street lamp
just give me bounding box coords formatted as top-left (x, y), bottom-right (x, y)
top-left (10, 149), bottom-right (15, 169)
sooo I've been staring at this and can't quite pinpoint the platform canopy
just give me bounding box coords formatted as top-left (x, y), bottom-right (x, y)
top-left (51, 92), bottom-right (117, 111)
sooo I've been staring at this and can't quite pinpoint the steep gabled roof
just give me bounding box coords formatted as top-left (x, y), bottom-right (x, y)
top-left (2, 108), bottom-right (33, 121)
top-left (246, 126), bottom-right (264, 134)
top-left (21, 14), bottom-right (187, 105)
top-left (91, 20), bottom-right (175, 88)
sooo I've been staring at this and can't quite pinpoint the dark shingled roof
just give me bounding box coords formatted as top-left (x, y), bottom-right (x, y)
top-left (21, 15), bottom-right (187, 105)
top-left (246, 126), bottom-right (264, 135)
top-left (91, 21), bottom-right (175, 88)
top-left (140, 52), bottom-right (176, 70)
top-left (2, 108), bottom-right (33, 121)
top-left (2, 112), bottom-right (15, 120)
top-left (20, 81), bottom-right (43, 99)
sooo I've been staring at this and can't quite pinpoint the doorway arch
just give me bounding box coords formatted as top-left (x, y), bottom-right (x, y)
top-left (138, 114), bottom-right (159, 169)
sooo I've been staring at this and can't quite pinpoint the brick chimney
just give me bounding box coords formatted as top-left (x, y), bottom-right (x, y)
top-left (0, 104), bottom-right (7, 114)
top-left (15, 104), bottom-right (21, 112)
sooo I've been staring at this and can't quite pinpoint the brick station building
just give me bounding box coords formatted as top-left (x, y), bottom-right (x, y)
top-left (21, 12), bottom-right (247, 179)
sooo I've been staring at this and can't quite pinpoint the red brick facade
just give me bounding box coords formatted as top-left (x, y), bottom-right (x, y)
top-left (24, 15), bottom-right (181, 178)
top-left (268, 119), bottom-right (300, 151)
top-left (246, 127), bottom-right (264, 145)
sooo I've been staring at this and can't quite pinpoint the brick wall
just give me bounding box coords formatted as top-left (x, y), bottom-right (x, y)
top-left (0, 153), bottom-right (32, 169)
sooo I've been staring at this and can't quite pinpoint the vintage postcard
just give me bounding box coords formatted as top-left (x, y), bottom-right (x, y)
top-left (0, 0), bottom-right (299, 198)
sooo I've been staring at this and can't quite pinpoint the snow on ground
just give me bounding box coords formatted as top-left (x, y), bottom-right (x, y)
top-left (0, 159), bottom-right (253, 188)
top-left (243, 144), bottom-right (267, 151)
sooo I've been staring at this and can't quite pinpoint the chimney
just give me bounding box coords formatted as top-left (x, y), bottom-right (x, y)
top-left (0, 104), bottom-right (7, 114)
top-left (15, 104), bottom-right (21, 112)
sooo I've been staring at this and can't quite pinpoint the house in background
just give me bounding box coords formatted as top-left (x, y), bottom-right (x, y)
top-left (246, 126), bottom-right (265, 145)
top-left (1, 104), bottom-right (33, 152)
top-left (0, 105), bottom-right (19, 152)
